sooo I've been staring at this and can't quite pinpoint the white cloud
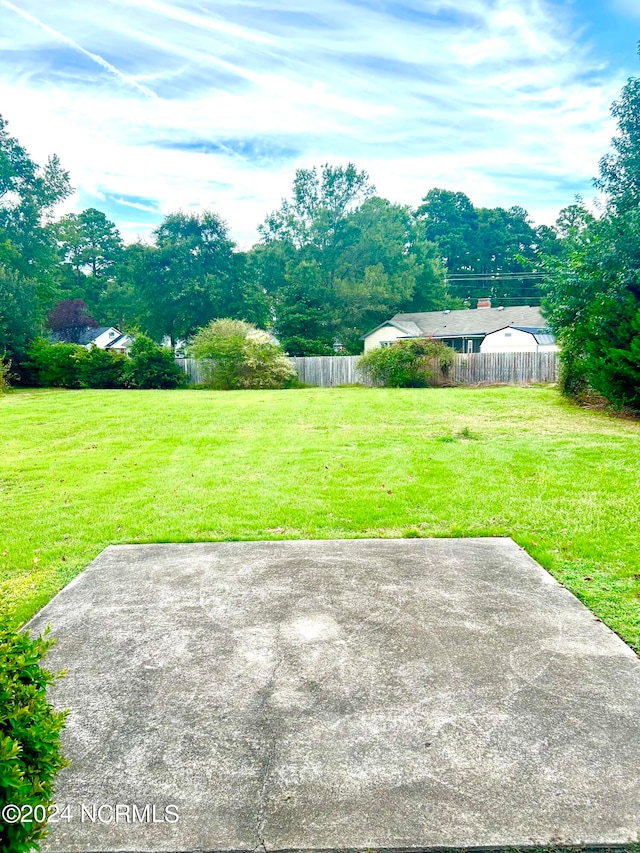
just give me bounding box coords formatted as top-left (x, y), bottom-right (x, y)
top-left (0, 0), bottom-right (629, 246)
top-left (1, 1), bottom-right (159, 99)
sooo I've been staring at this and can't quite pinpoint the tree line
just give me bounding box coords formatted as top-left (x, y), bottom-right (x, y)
top-left (2, 50), bottom-right (640, 411)
top-left (0, 119), bottom-right (577, 371)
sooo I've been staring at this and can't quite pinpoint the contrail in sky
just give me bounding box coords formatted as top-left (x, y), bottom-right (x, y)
top-left (1, 0), bottom-right (160, 100)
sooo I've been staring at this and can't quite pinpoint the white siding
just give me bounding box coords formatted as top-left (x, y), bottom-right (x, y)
top-left (90, 328), bottom-right (121, 349)
top-left (363, 325), bottom-right (410, 352)
top-left (108, 334), bottom-right (134, 353)
top-left (481, 328), bottom-right (540, 353)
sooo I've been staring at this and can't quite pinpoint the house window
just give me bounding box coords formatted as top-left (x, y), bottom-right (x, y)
top-left (504, 332), bottom-right (512, 338)
top-left (109, 331), bottom-right (116, 338)
top-left (466, 340), bottom-right (473, 354)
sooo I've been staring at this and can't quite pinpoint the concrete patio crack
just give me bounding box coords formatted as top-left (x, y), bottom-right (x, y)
top-left (254, 624), bottom-right (283, 853)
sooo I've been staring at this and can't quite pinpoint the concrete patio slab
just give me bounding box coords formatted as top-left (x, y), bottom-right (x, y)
top-left (26, 538), bottom-right (640, 852)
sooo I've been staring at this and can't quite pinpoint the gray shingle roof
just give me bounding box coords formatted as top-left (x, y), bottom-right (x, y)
top-left (76, 326), bottom-right (111, 344)
top-left (387, 319), bottom-right (424, 337)
top-left (49, 326), bottom-right (112, 345)
top-left (385, 306), bottom-right (549, 339)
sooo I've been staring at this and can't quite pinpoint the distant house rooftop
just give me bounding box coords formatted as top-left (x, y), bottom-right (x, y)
top-left (50, 325), bottom-right (108, 344)
top-left (361, 304), bottom-right (556, 354)
top-left (363, 305), bottom-right (549, 341)
top-left (49, 325), bottom-right (132, 350)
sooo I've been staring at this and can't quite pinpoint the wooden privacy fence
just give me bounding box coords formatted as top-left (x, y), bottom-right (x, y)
top-left (291, 356), bottom-right (365, 386)
top-left (176, 352), bottom-right (558, 388)
top-left (451, 352), bottom-right (557, 385)
top-left (176, 357), bottom-right (207, 385)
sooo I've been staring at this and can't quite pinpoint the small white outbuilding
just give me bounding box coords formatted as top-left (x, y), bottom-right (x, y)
top-left (480, 326), bottom-right (559, 354)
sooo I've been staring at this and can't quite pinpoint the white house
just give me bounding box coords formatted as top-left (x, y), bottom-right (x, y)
top-left (51, 326), bottom-right (133, 354)
top-left (362, 302), bottom-right (557, 353)
top-left (89, 327), bottom-right (134, 353)
top-left (102, 332), bottom-right (134, 354)
top-left (363, 318), bottom-right (425, 352)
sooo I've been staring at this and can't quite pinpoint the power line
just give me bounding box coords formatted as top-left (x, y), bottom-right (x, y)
top-left (445, 273), bottom-right (547, 281)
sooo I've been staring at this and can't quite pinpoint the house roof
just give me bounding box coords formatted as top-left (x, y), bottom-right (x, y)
top-left (363, 306), bottom-right (549, 340)
top-left (531, 332), bottom-right (556, 346)
top-left (80, 326), bottom-right (115, 344)
top-left (104, 333), bottom-right (132, 350)
top-left (363, 318), bottom-right (424, 339)
top-left (485, 325), bottom-right (557, 346)
top-left (50, 325), bottom-right (115, 345)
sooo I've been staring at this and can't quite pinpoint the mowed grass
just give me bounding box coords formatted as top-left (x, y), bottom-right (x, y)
top-left (1, 385), bottom-right (639, 652)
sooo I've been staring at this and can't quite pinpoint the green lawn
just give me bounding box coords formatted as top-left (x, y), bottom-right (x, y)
top-left (1, 385), bottom-right (639, 652)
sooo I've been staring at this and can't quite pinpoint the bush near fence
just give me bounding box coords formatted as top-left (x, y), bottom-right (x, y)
top-left (177, 352), bottom-right (558, 388)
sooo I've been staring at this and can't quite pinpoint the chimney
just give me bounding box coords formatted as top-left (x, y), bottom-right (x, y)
top-left (477, 297), bottom-right (492, 309)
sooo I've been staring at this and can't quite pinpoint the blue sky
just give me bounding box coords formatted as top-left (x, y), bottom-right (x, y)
top-left (1, 0), bottom-right (638, 246)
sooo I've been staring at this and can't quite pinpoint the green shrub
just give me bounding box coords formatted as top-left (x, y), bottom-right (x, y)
top-left (25, 341), bottom-right (129, 389)
top-left (25, 338), bottom-right (187, 390)
top-left (26, 340), bottom-right (85, 388)
top-left (357, 338), bottom-right (455, 387)
top-left (0, 610), bottom-right (68, 853)
top-left (189, 319), bottom-right (297, 390)
top-left (557, 348), bottom-right (590, 398)
top-left (78, 346), bottom-right (127, 389)
top-left (124, 335), bottom-right (187, 389)
top-left (583, 304), bottom-right (640, 412)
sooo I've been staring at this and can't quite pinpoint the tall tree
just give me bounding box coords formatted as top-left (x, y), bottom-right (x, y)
top-left (544, 60), bottom-right (640, 410)
top-left (416, 189), bottom-right (557, 306)
top-left (272, 260), bottom-right (335, 355)
top-left (259, 166), bottom-right (448, 353)
top-left (554, 197), bottom-right (595, 245)
top-left (533, 223), bottom-right (564, 261)
top-left (405, 219), bottom-right (451, 312)
top-left (260, 162), bottom-right (374, 252)
top-left (52, 208), bottom-right (124, 313)
top-left (544, 211), bottom-right (640, 408)
top-left (53, 209), bottom-right (123, 279)
top-left (127, 211), bottom-right (265, 344)
top-left (260, 163), bottom-right (375, 311)
top-left (0, 115), bottom-right (71, 303)
top-left (416, 189), bottom-right (478, 273)
top-left (333, 197), bottom-right (447, 349)
top-left (596, 75), bottom-right (640, 214)
top-left (0, 117), bottom-right (71, 231)
top-left (52, 213), bottom-right (84, 287)
top-left (101, 242), bottom-right (153, 331)
top-left (0, 266), bottom-right (40, 365)
top-left (0, 114), bottom-right (71, 362)
top-left (142, 211), bottom-right (235, 343)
